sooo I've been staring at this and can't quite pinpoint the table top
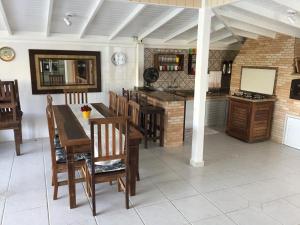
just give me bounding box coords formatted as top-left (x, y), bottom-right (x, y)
top-left (53, 103), bottom-right (143, 148)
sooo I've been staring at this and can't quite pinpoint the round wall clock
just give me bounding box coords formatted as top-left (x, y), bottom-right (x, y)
top-left (0, 47), bottom-right (15, 62)
top-left (111, 52), bottom-right (127, 66)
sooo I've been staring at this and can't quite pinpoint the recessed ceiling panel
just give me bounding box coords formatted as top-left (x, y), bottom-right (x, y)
top-left (86, 0), bottom-right (138, 36)
top-left (118, 5), bottom-right (170, 37)
top-left (172, 26), bottom-right (198, 40)
top-left (51, 0), bottom-right (98, 34)
top-left (2, 0), bottom-right (47, 32)
top-left (148, 8), bottom-right (198, 39)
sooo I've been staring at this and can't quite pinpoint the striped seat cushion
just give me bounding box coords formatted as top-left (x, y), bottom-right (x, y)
top-left (85, 158), bottom-right (125, 174)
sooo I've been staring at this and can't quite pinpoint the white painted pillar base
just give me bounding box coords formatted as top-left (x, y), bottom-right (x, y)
top-left (190, 1), bottom-right (212, 167)
top-left (190, 159), bottom-right (205, 167)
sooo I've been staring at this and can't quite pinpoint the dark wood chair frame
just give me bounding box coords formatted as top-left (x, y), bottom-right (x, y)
top-left (46, 95), bottom-right (85, 200)
top-left (109, 91), bottom-right (118, 113)
top-left (64, 89), bottom-right (88, 105)
top-left (83, 116), bottom-right (129, 216)
top-left (0, 80), bottom-right (23, 155)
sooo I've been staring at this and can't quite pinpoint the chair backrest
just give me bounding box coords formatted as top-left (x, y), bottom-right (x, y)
top-left (64, 89), bottom-right (88, 105)
top-left (89, 117), bottom-right (129, 162)
top-left (109, 91), bottom-right (118, 113)
top-left (117, 95), bottom-right (128, 116)
top-left (49, 75), bottom-right (65, 86)
top-left (0, 81), bottom-right (16, 103)
top-left (0, 80), bottom-right (18, 121)
top-left (46, 95), bottom-right (57, 167)
top-left (122, 88), bottom-right (130, 101)
top-left (128, 100), bottom-right (140, 128)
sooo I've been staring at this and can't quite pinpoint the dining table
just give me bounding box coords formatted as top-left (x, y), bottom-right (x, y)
top-left (52, 103), bottom-right (143, 209)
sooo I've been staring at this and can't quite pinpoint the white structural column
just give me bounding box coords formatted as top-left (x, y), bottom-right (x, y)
top-left (135, 42), bottom-right (144, 87)
top-left (190, 0), bottom-right (211, 167)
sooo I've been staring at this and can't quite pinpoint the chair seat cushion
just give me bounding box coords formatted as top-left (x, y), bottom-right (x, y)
top-left (85, 158), bottom-right (125, 174)
top-left (55, 148), bottom-right (90, 164)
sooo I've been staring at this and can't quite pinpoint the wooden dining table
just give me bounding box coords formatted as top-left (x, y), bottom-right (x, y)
top-left (52, 103), bottom-right (143, 209)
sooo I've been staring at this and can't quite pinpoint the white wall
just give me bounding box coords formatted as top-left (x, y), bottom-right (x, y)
top-left (0, 40), bottom-right (137, 142)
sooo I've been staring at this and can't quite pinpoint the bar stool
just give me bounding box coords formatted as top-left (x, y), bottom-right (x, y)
top-left (140, 105), bottom-right (165, 149)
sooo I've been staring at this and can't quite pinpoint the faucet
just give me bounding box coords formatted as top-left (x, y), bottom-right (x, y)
top-left (168, 76), bottom-right (179, 89)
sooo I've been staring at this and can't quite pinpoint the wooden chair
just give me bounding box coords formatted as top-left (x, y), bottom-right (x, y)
top-left (0, 80), bottom-right (23, 155)
top-left (49, 75), bottom-right (65, 85)
top-left (117, 95), bottom-right (128, 116)
top-left (64, 89), bottom-right (88, 104)
top-left (128, 100), bottom-right (141, 181)
top-left (83, 117), bottom-right (129, 216)
top-left (109, 91), bottom-right (118, 113)
top-left (46, 95), bottom-right (87, 200)
top-left (122, 88), bottom-right (130, 101)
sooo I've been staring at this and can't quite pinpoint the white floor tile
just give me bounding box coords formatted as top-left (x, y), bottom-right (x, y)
top-left (187, 175), bottom-right (228, 193)
top-left (2, 206), bottom-right (49, 225)
top-left (204, 188), bottom-right (249, 213)
top-left (262, 199), bottom-right (300, 225)
top-left (192, 215), bottom-right (236, 225)
top-left (227, 208), bottom-right (281, 225)
top-left (137, 202), bottom-right (189, 225)
top-left (130, 181), bottom-right (168, 208)
top-left (1, 132), bottom-right (300, 224)
top-left (97, 208), bottom-right (144, 225)
top-left (285, 194), bottom-right (300, 208)
top-left (156, 179), bottom-right (198, 200)
top-left (4, 188), bottom-right (47, 214)
top-left (172, 195), bottom-right (222, 222)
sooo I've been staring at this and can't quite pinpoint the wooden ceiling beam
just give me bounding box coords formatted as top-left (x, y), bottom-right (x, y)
top-left (79, 0), bottom-right (105, 38)
top-left (0, 0), bottom-right (11, 35)
top-left (215, 6), bottom-right (300, 38)
top-left (138, 8), bottom-right (184, 41)
top-left (45, 0), bottom-right (53, 36)
top-left (222, 17), bottom-right (276, 38)
top-left (271, 0), bottom-right (300, 13)
top-left (109, 4), bottom-right (145, 40)
top-left (163, 19), bottom-right (198, 42)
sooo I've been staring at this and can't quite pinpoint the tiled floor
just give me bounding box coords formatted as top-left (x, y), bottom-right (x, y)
top-left (1, 131), bottom-right (300, 225)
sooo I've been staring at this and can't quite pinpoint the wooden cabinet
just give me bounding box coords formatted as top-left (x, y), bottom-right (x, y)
top-left (226, 96), bottom-right (275, 142)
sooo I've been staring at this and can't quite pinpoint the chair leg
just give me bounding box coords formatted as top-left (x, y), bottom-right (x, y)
top-left (92, 177), bottom-right (96, 216)
top-left (125, 175), bottom-right (129, 209)
top-left (53, 172), bottom-right (58, 200)
top-left (13, 129), bottom-right (21, 156)
top-left (19, 123), bottom-right (23, 144)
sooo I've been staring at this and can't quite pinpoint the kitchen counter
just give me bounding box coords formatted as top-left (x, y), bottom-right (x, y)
top-left (138, 90), bottom-right (185, 102)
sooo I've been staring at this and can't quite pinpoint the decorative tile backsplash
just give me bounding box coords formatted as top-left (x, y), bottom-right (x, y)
top-left (144, 48), bottom-right (239, 89)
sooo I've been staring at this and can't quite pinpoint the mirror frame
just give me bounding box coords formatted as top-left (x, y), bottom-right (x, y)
top-left (29, 49), bottom-right (101, 94)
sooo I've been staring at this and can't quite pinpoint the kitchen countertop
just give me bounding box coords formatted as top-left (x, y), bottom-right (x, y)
top-left (138, 89), bottom-right (185, 102)
top-left (137, 88), bottom-right (228, 102)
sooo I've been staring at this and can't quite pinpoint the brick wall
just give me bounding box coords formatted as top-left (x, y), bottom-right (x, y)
top-left (231, 34), bottom-right (300, 143)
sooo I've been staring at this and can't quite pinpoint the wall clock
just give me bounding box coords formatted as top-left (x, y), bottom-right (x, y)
top-left (0, 47), bottom-right (15, 62)
top-left (111, 52), bottom-right (127, 66)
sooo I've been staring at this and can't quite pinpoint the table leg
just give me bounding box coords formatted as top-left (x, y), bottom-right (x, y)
top-left (144, 113), bottom-right (148, 149)
top-left (66, 146), bottom-right (76, 209)
top-left (128, 139), bottom-right (139, 196)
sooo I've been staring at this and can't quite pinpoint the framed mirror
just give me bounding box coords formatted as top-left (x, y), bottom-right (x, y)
top-left (29, 49), bottom-right (101, 94)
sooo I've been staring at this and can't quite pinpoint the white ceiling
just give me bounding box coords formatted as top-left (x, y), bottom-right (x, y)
top-left (0, 0), bottom-right (300, 47)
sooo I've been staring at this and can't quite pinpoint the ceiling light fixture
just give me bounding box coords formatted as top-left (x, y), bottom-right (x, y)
top-left (287, 9), bottom-right (297, 24)
top-left (63, 13), bottom-right (73, 26)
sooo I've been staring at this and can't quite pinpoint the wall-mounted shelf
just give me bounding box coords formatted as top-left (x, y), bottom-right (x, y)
top-left (154, 54), bottom-right (184, 72)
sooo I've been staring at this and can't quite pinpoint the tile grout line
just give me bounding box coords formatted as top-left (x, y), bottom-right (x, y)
top-left (41, 139), bottom-right (51, 225)
top-left (0, 150), bottom-right (16, 225)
